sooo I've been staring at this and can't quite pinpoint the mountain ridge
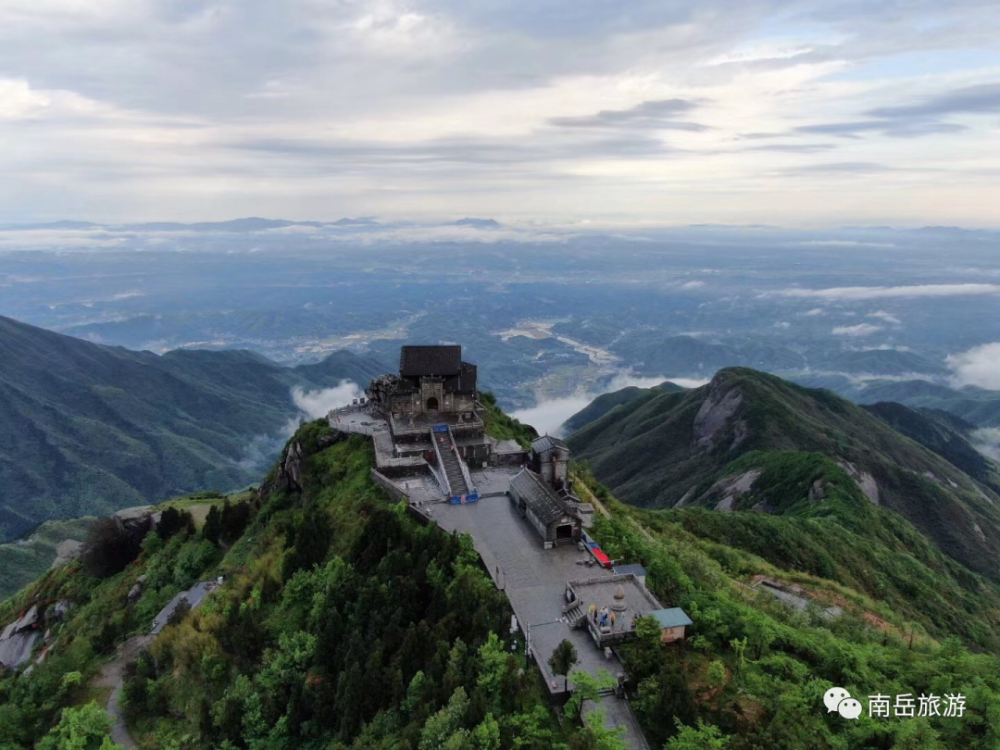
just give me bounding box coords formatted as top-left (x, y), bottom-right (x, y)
top-left (0, 315), bottom-right (386, 541)
top-left (568, 366), bottom-right (1000, 583)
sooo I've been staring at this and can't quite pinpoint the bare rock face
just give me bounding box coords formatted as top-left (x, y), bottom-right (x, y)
top-left (0, 604), bottom-right (44, 670)
top-left (113, 506), bottom-right (157, 537)
top-left (697, 470), bottom-right (762, 511)
top-left (837, 460), bottom-right (881, 505)
top-left (51, 539), bottom-right (84, 570)
top-left (267, 430), bottom-right (345, 495)
top-left (808, 479), bottom-right (827, 502)
top-left (693, 380), bottom-right (748, 452)
top-left (282, 441), bottom-right (306, 492)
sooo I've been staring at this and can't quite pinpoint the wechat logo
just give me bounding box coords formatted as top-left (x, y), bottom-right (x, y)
top-left (824, 687), bottom-right (862, 720)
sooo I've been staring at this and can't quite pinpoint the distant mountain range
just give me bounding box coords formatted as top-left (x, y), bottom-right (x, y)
top-left (0, 216), bottom-right (505, 233)
top-left (791, 374), bottom-right (1000, 428)
top-left (0, 316), bottom-right (385, 541)
top-left (567, 368), bottom-right (1000, 583)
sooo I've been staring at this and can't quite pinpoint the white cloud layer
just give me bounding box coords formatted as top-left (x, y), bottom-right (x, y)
top-left (291, 381), bottom-right (365, 418)
top-left (1, 1), bottom-right (1000, 224)
top-left (867, 310), bottom-right (901, 325)
top-left (511, 372), bottom-right (709, 435)
top-left (778, 284), bottom-right (1000, 301)
top-left (832, 323), bottom-right (882, 336)
top-left (971, 428), bottom-right (1000, 463)
top-left (947, 343), bottom-right (1000, 390)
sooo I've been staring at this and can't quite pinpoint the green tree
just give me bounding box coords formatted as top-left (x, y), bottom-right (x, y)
top-left (548, 639), bottom-right (579, 677)
top-left (707, 660), bottom-right (726, 688)
top-left (37, 701), bottom-right (121, 750)
top-left (565, 669), bottom-right (617, 720)
top-left (477, 632), bottom-right (513, 713)
top-left (583, 709), bottom-right (629, 750)
top-left (471, 713), bottom-right (501, 750)
top-left (420, 687), bottom-right (470, 750)
top-left (665, 719), bottom-right (730, 750)
top-left (506, 705), bottom-right (556, 749)
top-left (203, 505), bottom-right (222, 545)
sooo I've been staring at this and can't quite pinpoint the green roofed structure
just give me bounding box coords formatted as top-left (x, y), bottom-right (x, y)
top-left (648, 607), bottom-right (693, 643)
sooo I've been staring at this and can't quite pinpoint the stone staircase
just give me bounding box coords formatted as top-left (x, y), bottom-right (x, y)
top-left (431, 426), bottom-right (471, 499)
top-left (564, 602), bottom-right (587, 629)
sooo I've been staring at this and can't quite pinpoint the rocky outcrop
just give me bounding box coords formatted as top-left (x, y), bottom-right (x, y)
top-left (693, 380), bottom-right (748, 452)
top-left (282, 441), bottom-right (307, 492)
top-left (808, 479), bottom-right (827, 502)
top-left (264, 430), bottom-right (344, 496)
top-left (697, 470), bottom-right (762, 511)
top-left (837, 461), bottom-right (881, 505)
top-left (51, 538), bottom-right (84, 569)
top-left (0, 604), bottom-right (43, 669)
top-left (127, 574), bottom-right (148, 604)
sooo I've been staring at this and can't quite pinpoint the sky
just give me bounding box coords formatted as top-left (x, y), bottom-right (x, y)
top-left (1, 0), bottom-right (999, 226)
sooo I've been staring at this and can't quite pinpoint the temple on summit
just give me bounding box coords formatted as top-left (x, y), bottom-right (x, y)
top-left (368, 345), bottom-right (478, 418)
top-left (327, 343), bottom-right (690, 720)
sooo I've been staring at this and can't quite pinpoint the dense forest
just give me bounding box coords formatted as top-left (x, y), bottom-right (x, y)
top-left (2, 408), bottom-right (1000, 748)
top-left (0, 423), bottom-right (615, 749)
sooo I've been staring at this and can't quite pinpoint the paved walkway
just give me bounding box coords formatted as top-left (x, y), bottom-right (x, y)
top-left (91, 581), bottom-right (216, 748)
top-left (92, 634), bottom-right (153, 749)
top-left (434, 495), bottom-right (649, 748)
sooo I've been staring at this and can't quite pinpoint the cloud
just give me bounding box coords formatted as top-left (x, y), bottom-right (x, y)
top-left (774, 284), bottom-right (1000, 301)
top-left (511, 396), bottom-right (593, 437)
top-left (795, 121), bottom-right (967, 139)
top-left (1, 1), bottom-right (1000, 224)
top-left (867, 310), bottom-right (901, 325)
top-left (548, 98), bottom-right (707, 131)
top-left (793, 83), bottom-right (1000, 141)
top-left (971, 428), bottom-right (1000, 462)
top-left (786, 161), bottom-right (898, 174)
top-left (867, 83), bottom-right (1000, 120)
top-left (665, 377), bottom-right (711, 389)
top-left (832, 323), bottom-right (882, 336)
top-left (948, 343), bottom-right (1000, 390)
top-left (803, 308), bottom-right (825, 316)
top-left (680, 280), bottom-right (706, 289)
top-left (604, 373), bottom-right (709, 390)
top-left (291, 381), bottom-right (365, 418)
top-left (511, 371), bottom-right (708, 435)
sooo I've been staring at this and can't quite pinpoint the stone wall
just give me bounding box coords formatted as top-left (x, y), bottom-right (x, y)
top-left (492, 449), bottom-right (529, 467)
top-left (370, 469), bottom-right (408, 503)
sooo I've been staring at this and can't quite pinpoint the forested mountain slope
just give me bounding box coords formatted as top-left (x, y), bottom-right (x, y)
top-left (567, 368), bottom-right (1000, 583)
top-left (0, 315), bottom-right (384, 540)
top-left (862, 402), bottom-right (1000, 494)
top-left (3, 419), bottom-right (1000, 749)
top-left (561, 381), bottom-right (685, 433)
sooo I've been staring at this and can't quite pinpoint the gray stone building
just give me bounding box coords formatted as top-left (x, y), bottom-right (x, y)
top-left (368, 345), bottom-right (478, 418)
top-left (509, 468), bottom-right (582, 548)
top-left (530, 435), bottom-right (570, 491)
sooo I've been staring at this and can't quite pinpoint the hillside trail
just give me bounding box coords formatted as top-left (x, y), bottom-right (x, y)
top-left (91, 633), bottom-right (153, 749)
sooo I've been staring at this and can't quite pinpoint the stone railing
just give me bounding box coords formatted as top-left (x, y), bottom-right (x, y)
top-left (330, 419), bottom-right (378, 437)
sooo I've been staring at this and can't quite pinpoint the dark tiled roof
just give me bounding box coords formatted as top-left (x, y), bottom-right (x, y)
top-left (399, 345), bottom-right (462, 377)
top-left (509, 469), bottom-right (567, 525)
top-left (532, 435), bottom-right (568, 453)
